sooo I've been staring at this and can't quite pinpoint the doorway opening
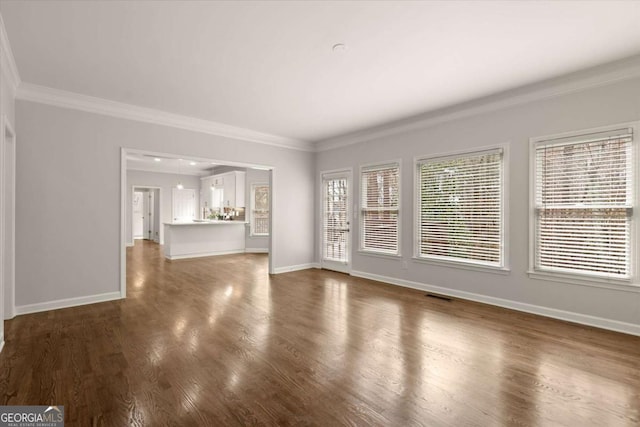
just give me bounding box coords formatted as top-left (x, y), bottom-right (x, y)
top-left (132, 186), bottom-right (161, 244)
top-left (120, 148), bottom-right (274, 298)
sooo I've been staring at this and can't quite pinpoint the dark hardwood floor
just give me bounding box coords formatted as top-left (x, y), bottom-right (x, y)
top-left (0, 240), bottom-right (639, 426)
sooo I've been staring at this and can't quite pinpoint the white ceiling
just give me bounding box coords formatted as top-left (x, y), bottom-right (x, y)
top-left (2, 1), bottom-right (640, 143)
top-left (126, 153), bottom-right (217, 176)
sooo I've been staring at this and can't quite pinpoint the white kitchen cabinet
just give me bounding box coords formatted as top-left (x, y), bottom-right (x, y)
top-left (201, 171), bottom-right (246, 211)
top-left (222, 171), bottom-right (246, 208)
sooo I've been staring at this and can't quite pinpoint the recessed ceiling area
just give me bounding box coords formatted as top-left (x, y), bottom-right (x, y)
top-left (125, 153), bottom-right (218, 176)
top-left (2, 1), bottom-right (640, 142)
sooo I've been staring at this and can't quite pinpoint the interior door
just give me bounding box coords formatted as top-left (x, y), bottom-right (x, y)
top-left (144, 191), bottom-right (155, 240)
top-left (321, 171), bottom-right (351, 273)
top-left (133, 191), bottom-right (144, 238)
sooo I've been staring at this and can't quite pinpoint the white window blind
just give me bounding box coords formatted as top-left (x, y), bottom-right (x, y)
top-left (360, 163), bottom-right (399, 254)
top-left (418, 149), bottom-right (503, 266)
top-left (534, 128), bottom-right (633, 279)
top-left (251, 184), bottom-right (269, 236)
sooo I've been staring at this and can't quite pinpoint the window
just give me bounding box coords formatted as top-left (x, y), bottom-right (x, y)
top-left (532, 127), bottom-right (634, 281)
top-left (250, 184), bottom-right (269, 236)
top-left (417, 148), bottom-right (504, 268)
top-left (360, 162), bottom-right (400, 255)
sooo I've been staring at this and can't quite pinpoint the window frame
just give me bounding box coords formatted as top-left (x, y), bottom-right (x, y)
top-left (250, 183), bottom-right (270, 237)
top-left (358, 160), bottom-right (402, 257)
top-left (528, 122), bottom-right (640, 290)
top-left (413, 145), bottom-right (509, 274)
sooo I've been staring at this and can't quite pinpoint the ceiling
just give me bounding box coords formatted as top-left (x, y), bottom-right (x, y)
top-left (2, 1), bottom-right (640, 143)
top-left (126, 153), bottom-right (217, 176)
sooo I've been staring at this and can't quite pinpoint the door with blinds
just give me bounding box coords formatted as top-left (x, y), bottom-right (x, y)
top-left (321, 171), bottom-right (351, 273)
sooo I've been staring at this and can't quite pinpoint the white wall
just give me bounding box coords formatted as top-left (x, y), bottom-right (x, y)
top-left (15, 101), bottom-right (315, 308)
top-left (126, 170), bottom-right (201, 245)
top-left (316, 76), bottom-right (640, 332)
top-left (245, 168), bottom-right (270, 252)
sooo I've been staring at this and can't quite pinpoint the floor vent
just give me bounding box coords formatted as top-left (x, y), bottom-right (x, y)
top-left (426, 293), bottom-right (452, 302)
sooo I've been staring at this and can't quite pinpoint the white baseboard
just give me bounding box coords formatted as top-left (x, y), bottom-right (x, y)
top-left (273, 263), bottom-right (317, 274)
top-left (15, 291), bottom-right (122, 316)
top-left (165, 249), bottom-right (245, 260)
top-left (311, 263), bottom-right (321, 269)
top-left (351, 270), bottom-right (640, 337)
top-left (245, 248), bottom-right (269, 254)
top-left (126, 242), bottom-right (134, 247)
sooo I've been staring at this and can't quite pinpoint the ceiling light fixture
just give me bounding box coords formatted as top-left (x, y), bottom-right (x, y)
top-left (154, 158), bottom-right (162, 162)
top-left (176, 159), bottom-right (184, 190)
top-left (332, 43), bottom-right (347, 53)
top-left (189, 161), bottom-right (196, 166)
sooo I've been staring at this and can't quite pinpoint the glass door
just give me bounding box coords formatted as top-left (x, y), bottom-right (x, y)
top-left (321, 171), bottom-right (351, 273)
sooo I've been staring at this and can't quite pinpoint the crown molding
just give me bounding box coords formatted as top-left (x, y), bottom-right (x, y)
top-left (316, 55), bottom-right (640, 152)
top-left (0, 12), bottom-right (21, 92)
top-left (16, 83), bottom-right (315, 152)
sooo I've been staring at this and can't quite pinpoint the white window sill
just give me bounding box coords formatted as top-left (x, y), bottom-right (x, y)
top-left (357, 250), bottom-right (401, 260)
top-left (412, 257), bottom-right (510, 275)
top-left (527, 270), bottom-right (640, 292)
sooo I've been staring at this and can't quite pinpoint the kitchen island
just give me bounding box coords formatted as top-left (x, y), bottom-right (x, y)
top-left (163, 220), bottom-right (247, 260)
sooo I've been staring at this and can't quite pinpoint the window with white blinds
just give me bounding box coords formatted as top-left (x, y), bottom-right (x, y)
top-left (417, 149), bottom-right (504, 267)
top-left (533, 128), bottom-right (633, 280)
top-left (251, 184), bottom-right (269, 236)
top-left (360, 162), bottom-right (400, 254)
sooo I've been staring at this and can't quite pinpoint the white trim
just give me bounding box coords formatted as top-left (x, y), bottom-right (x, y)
top-left (357, 250), bottom-right (402, 260)
top-left (15, 291), bottom-right (122, 316)
top-left (165, 249), bottom-right (245, 260)
top-left (528, 121), bottom-right (640, 287)
top-left (411, 256), bottom-right (511, 275)
top-left (268, 169), bottom-right (275, 275)
top-left (126, 243), bottom-right (134, 248)
top-left (120, 149), bottom-right (127, 298)
top-left (273, 263), bottom-right (317, 274)
top-left (0, 335), bottom-right (4, 353)
top-left (316, 56), bottom-right (640, 152)
top-left (351, 270), bottom-right (640, 337)
top-left (0, 13), bottom-right (21, 91)
top-left (2, 116), bottom-right (16, 319)
top-left (245, 248), bottom-right (269, 253)
top-left (17, 83), bottom-right (314, 152)
top-left (527, 270), bottom-right (640, 292)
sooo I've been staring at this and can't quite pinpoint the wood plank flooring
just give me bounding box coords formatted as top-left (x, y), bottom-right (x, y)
top-left (0, 240), bottom-right (639, 426)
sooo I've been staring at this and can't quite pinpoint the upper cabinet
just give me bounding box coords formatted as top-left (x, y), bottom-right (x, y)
top-left (200, 171), bottom-right (246, 212)
top-left (222, 171), bottom-right (245, 208)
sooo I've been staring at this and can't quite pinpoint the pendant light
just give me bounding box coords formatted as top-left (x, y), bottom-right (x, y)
top-left (176, 158), bottom-right (184, 190)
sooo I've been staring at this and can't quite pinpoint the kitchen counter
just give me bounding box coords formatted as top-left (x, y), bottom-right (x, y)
top-left (164, 221), bottom-right (246, 259)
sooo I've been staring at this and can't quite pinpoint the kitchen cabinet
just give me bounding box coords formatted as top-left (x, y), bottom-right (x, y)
top-left (222, 171), bottom-right (245, 208)
top-left (200, 171), bottom-right (246, 213)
